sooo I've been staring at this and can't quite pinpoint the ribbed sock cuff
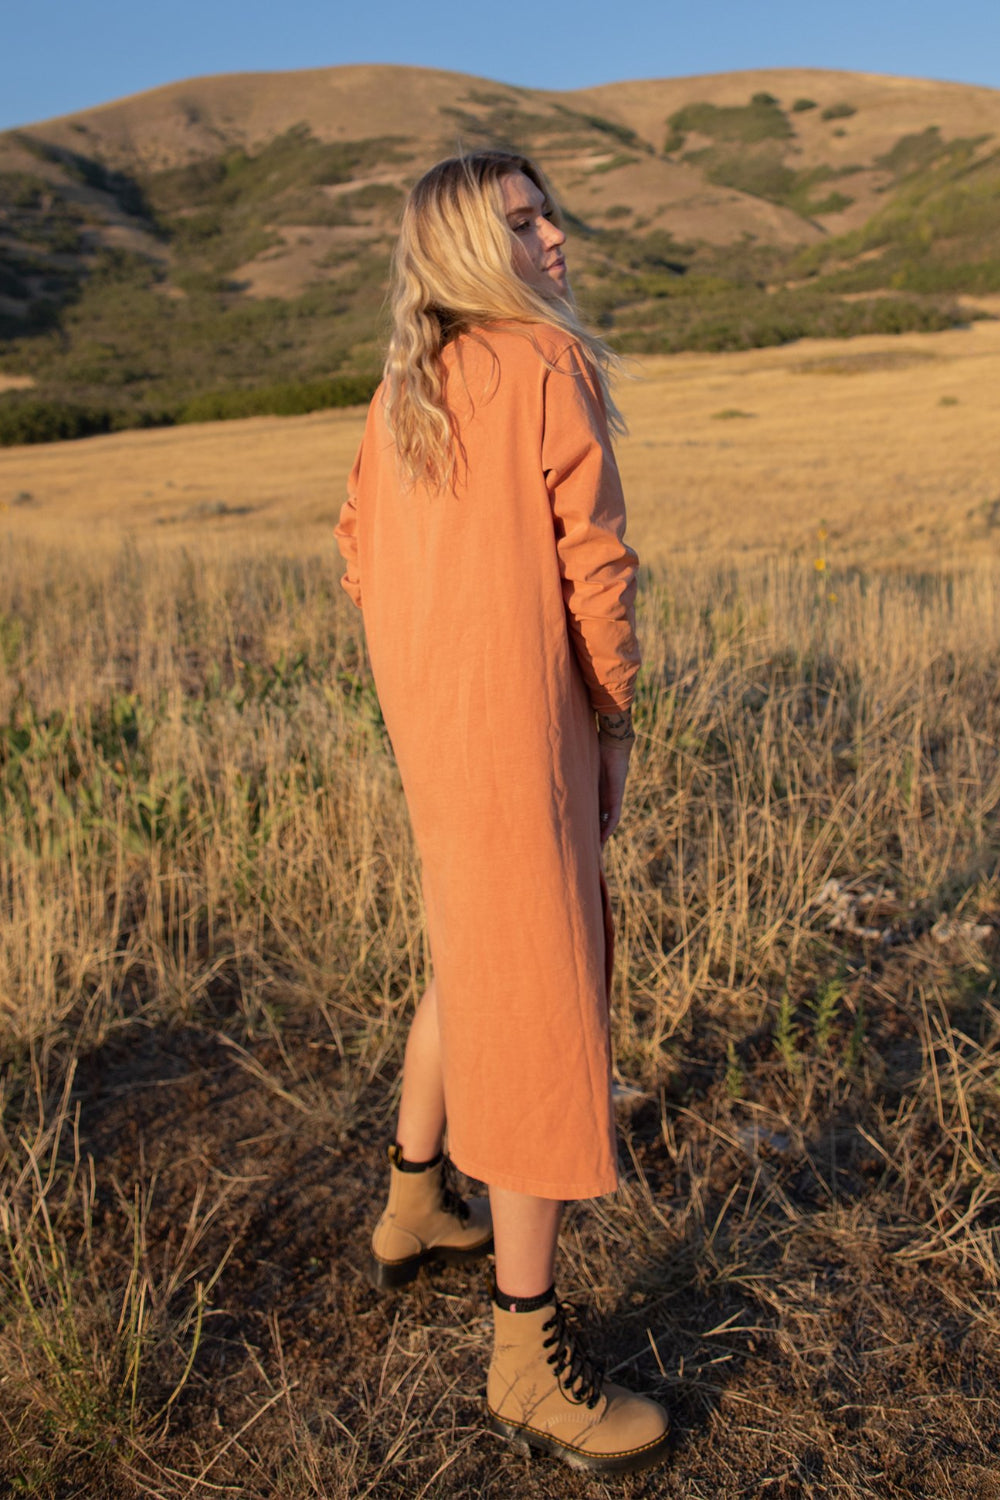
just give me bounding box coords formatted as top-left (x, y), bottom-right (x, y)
top-left (494, 1283), bottom-right (556, 1314)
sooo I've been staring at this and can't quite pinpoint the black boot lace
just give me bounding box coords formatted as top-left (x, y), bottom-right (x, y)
top-left (439, 1156), bottom-right (470, 1224)
top-left (541, 1301), bottom-right (604, 1409)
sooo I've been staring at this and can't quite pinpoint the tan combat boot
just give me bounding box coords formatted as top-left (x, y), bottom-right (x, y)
top-left (369, 1145), bottom-right (494, 1289)
top-left (487, 1296), bottom-right (670, 1475)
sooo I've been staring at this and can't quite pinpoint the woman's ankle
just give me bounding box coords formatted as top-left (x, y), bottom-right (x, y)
top-left (493, 1281), bottom-right (555, 1312)
top-left (389, 1142), bottom-right (443, 1172)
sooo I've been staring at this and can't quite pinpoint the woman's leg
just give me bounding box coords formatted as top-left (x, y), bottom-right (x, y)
top-left (394, 979), bottom-right (446, 1161)
top-left (486, 1186), bottom-right (670, 1473)
top-left (392, 987), bottom-right (561, 1295)
top-left (486, 1192), bottom-right (670, 1474)
top-left (370, 979), bottom-right (492, 1288)
top-left (489, 1188), bottom-right (563, 1298)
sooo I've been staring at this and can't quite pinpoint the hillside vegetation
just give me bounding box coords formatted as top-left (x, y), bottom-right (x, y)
top-left (0, 65), bottom-right (999, 443)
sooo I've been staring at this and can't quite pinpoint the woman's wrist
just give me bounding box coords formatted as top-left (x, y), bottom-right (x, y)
top-left (596, 709), bottom-right (635, 748)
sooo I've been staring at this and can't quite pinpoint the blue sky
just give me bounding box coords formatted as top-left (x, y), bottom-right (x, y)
top-left (2, 0), bottom-right (998, 132)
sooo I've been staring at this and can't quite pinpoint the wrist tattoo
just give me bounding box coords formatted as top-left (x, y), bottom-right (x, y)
top-left (597, 710), bottom-right (635, 747)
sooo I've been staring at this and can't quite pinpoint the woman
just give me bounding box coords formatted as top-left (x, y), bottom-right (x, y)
top-left (335, 150), bottom-right (669, 1475)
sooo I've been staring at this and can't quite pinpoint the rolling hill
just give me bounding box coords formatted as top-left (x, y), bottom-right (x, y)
top-left (1, 64), bottom-right (999, 443)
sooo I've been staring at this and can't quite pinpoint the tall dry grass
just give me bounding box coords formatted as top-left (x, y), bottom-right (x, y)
top-left (1, 527), bottom-right (999, 1495)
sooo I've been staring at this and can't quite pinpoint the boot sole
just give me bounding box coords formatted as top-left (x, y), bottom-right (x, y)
top-left (487, 1409), bottom-right (671, 1476)
top-left (368, 1235), bottom-right (494, 1291)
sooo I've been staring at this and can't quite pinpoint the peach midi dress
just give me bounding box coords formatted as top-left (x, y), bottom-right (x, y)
top-left (335, 323), bottom-right (640, 1200)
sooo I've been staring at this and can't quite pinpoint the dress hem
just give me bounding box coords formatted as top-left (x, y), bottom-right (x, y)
top-left (449, 1150), bottom-right (619, 1203)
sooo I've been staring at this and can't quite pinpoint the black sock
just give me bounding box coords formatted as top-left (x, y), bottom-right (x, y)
top-left (494, 1283), bottom-right (556, 1313)
top-left (393, 1146), bottom-right (443, 1173)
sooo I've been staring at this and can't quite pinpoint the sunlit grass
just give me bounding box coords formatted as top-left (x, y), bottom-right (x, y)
top-left (1, 456), bottom-right (999, 1491)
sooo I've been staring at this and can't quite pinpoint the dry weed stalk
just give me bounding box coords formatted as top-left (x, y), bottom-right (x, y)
top-left (0, 1058), bottom-right (233, 1484)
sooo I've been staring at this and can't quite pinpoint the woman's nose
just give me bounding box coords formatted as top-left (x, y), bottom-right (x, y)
top-left (541, 218), bottom-right (565, 248)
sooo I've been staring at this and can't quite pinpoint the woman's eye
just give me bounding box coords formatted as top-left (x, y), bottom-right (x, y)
top-left (513, 221), bottom-right (531, 234)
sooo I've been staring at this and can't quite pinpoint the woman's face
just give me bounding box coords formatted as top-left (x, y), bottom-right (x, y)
top-left (501, 171), bottom-right (568, 298)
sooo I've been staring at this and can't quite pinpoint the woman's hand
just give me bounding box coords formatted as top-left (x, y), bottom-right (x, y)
top-left (597, 710), bottom-right (634, 845)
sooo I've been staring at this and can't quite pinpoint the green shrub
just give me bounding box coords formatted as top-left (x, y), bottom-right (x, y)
top-left (0, 399), bottom-right (117, 446)
top-left (619, 228), bottom-right (691, 271)
top-left (558, 107), bottom-right (643, 149)
top-left (795, 145), bottom-right (1000, 290)
top-left (462, 89), bottom-right (517, 108)
top-left (608, 289), bottom-right (966, 357)
top-left (144, 130), bottom-right (410, 218)
top-left (587, 153), bottom-right (638, 175)
top-left (338, 182), bottom-right (405, 211)
top-left (14, 134), bottom-right (151, 220)
top-left (874, 127), bottom-right (962, 182)
top-left (792, 98), bottom-right (818, 112)
top-left (699, 150), bottom-right (798, 203)
top-left (822, 102), bottom-right (857, 121)
top-left (177, 373), bottom-right (377, 424)
top-left (805, 191), bottom-right (854, 216)
top-left (0, 370), bottom-right (378, 448)
top-left (892, 258), bottom-right (1000, 294)
top-left (691, 152), bottom-right (856, 219)
top-left (0, 172), bottom-right (46, 209)
top-left (439, 103), bottom-right (571, 148)
top-left (666, 96), bottom-right (793, 150)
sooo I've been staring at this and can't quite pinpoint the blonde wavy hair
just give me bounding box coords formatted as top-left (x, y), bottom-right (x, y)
top-left (383, 150), bottom-right (623, 489)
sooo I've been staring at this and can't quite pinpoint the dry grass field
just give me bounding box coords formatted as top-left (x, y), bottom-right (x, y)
top-left (4, 310), bottom-right (1000, 570)
top-left (2, 322), bottom-right (1000, 1497)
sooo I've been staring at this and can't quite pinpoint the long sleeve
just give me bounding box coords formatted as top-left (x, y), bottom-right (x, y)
top-left (334, 440), bottom-right (364, 609)
top-left (541, 341), bottom-right (640, 714)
